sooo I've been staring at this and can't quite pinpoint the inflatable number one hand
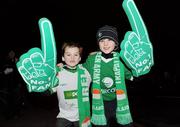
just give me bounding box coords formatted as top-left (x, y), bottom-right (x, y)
top-left (120, 0), bottom-right (154, 77)
top-left (16, 18), bottom-right (58, 92)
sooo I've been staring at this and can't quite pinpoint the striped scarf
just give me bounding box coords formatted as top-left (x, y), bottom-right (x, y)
top-left (91, 52), bottom-right (133, 125)
top-left (77, 65), bottom-right (91, 127)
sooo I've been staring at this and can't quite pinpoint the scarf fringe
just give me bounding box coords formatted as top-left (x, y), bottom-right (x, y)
top-left (116, 113), bottom-right (133, 125)
top-left (91, 114), bottom-right (107, 125)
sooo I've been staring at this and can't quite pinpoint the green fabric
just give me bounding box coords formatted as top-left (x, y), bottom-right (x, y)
top-left (77, 65), bottom-right (91, 127)
top-left (91, 52), bottom-right (132, 125)
top-left (91, 52), bottom-right (107, 125)
top-left (83, 53), bottom-right (133, 101)
top-left (113, 53), bottom-right (133, 125)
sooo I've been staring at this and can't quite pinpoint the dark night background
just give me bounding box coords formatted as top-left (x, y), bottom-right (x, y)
top-left (1, 0), bottom-right (180, 127)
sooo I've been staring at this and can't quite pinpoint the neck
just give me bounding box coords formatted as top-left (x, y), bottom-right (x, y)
top-left (64, 65), bottom-right (77, 72)
top-left (101, 52), bottom-right (113, 59)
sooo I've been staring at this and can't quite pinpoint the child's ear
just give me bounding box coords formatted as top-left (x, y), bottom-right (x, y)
top-left (62, 57), bottom-right (65, 61)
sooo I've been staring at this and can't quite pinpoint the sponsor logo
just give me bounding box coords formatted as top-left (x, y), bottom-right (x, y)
top-left (101, 87), bottom-right (116, 94)
top-left (102, 77), bottom-right (113, 88)
top-left (64, 90), bottom-right (77, 99)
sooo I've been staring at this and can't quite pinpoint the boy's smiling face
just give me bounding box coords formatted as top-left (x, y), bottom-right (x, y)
top-left (62, 47), bottom-right (81, 68)
top-left (99, 38), bottom-right (116, 54)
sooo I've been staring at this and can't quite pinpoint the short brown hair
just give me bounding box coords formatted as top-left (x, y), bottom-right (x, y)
top-left (61, 41), bottom-right (83, 56)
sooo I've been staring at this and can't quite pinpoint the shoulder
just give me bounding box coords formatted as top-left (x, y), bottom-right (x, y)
top-left (78, 64), bottom-right (88, 71)
top-left (57, 66), bottom-right (65, 73)
top-left (78, 64), bottom-right (92, 80)
top-left (87, 51), bottom-right (100, 59)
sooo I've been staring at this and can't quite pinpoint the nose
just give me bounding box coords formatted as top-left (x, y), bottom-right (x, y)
top-left (103, 40), bottom-right (109, 45)
top-left (70, 55), bottom-right (75, 59)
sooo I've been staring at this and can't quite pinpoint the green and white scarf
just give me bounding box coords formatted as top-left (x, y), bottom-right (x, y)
top-left (91, 52), bottom-right (133, 125)
top-left (77, 65), bottom-right (91, 127)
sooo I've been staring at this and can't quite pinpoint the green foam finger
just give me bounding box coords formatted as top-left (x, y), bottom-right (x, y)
top-left (27, 48), bottom-right (44, 68)
top-left (127, 32), bottom-right (140, 48)
top-left (23, 58), bottom-right (39, 77)
top-left (30, 53), bottom-right (44, 68)
top-left (18, 66), bottom-right (32, 92)
top-left (38, 18), bottom-right (57, 68)
top-left (16, 18), bottom-right (58, 92)
top-left (120, 0), bottom-right (154, 77)
top-left (123, 0), bottom-right (150, 43)
top-left (18, 65), bottom-right (31, 80)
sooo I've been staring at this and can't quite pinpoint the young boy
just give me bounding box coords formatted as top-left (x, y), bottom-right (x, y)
top-left (83, 25), bottom-right (134, 127)
top-left (53, 42), bottom-right (92, 127)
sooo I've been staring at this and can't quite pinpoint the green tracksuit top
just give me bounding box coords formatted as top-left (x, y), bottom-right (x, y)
top-left (83, 52), bottom-right (133, 101)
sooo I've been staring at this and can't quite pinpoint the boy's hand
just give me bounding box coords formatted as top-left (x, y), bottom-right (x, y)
top-left (16, 18), bottom-right (58, 92)
top-left (120, 0), bottom-right (154, 77)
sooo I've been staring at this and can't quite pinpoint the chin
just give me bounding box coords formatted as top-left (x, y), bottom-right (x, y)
top-left (103, 51), bottom-right (111, 54)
